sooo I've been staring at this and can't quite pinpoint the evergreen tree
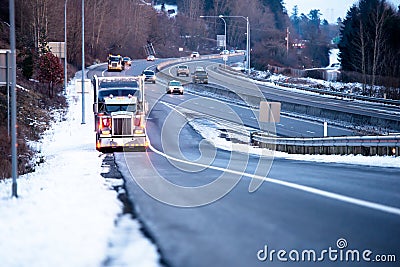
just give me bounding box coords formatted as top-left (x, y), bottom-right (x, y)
top-left (290, 5), bottom-right (301, 36)
top-left (339, 0), bottom-right (399, 83)
top-left (261, 0), bottom-right (287, 30)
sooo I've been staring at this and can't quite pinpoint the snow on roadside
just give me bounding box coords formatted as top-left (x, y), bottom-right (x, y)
top-left (0, 72), bottom-right (160, 267)
top-left (189, 119), bottom-right (400, 168)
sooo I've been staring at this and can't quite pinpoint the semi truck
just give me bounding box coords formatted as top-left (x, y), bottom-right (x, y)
top-left (107, 54), bottom-right (124, 71)
top-left (92, 75), bottom-right (148, 152)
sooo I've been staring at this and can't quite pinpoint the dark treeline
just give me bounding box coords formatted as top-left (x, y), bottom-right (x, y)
top-left (339, 0), bottom-right (400, 90)
top-left (1, 0), bottom-right (399, 82)
top-left (8, 0), bottom-right (334, 73)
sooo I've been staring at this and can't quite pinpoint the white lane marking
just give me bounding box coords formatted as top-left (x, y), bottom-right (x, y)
top-left (101, 69), bottom-right (107, 76)
top-left (149, 142), bottom-right (400, 216)
top-left (147, 101), bottom-right (400, 216)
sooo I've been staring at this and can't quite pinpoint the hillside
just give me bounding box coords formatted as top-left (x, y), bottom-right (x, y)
top-left (0, 18), bottom-right (68, 179)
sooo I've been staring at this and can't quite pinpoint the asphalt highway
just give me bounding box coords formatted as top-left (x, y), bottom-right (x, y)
top-left (87, 58), bottom-right (400, 267)
top-left (162, 59), bottom-right (400, 130)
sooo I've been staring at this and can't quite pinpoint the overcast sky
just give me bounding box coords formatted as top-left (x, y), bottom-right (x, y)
top-left (283, 0), bottom-right (399, 23)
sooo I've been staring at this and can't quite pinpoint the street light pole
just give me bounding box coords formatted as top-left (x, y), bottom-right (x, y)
top-left (81, 0), bottom-right (85, 124)
top-left (9, 0), bottom-right (17, 197)
top-left (246, 16), bottom-right (250, 75)
top-left (64, 0), bottom-right (68, 95)
top-left (200, 15), bottom-right (227, 50)
top-left (200, 15), bottom-right (250, 75)
top-left (218, 15), bottom-right (227, 51)
top-left (220, 15), bottom-right (250, 75)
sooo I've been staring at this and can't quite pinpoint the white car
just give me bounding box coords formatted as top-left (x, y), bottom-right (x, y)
top-left (142, 69), bottom-right (156, 83)
top-left (147, 55), bottom-right (155, 61)
top-left (190, 52), bottom-right (200, 58)
top-left (230, 62), bottom-right (245, 72)
top-left (123, 57), bottom-right (132, 66)
top-left (176, 65), bottom-right (190, 76)
top-left (166, 80), bottom-right (184, 95)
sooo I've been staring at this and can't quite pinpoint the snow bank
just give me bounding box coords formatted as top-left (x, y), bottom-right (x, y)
top-left (189, 118), bottom-right (400, 168)
top-left (0, 72), bottom-right (160, 267)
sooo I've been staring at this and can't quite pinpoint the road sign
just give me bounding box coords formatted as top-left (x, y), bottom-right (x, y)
top-left (217, 35), bottom-right (226, 47)
top-left (75, 79), bottom-right (91, 93)
top-left (0, 49), bottom-right (11, 85)
top-left (48, 42), bottom-right (65, 59)
top-left (259, 101), bottom-right (281, 123)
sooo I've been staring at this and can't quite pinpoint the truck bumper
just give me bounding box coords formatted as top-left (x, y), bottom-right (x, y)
top-left (108, 67), bottom-right (122, 71)
top-left (96, 135), bottom-right (148, 152)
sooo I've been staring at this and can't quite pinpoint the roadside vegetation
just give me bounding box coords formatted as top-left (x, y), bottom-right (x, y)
top-left (0, 21), bottom-right (68, 179)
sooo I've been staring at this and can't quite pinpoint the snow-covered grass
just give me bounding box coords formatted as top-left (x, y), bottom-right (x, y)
top-left (0, 72), bottom-right (160, 267)
top-left (189, 118), bottom-right (400, 168)
top-left (246, 49), bottom-right (398, 100)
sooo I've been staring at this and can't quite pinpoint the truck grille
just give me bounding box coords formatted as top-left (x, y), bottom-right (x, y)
top-left (113, 117), bottom-right (132, 136)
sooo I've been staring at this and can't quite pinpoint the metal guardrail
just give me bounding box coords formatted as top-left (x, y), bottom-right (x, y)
top-left (156, 54), bottom-right (227, 72)
top-left (251, 133), bottom-right (400, 156)
top-left (215, 66), bottom-right (400, 106)
top-left (273, 81), bottom-right (400, 106)
top-left (252, 133), bottom-right (400, 147)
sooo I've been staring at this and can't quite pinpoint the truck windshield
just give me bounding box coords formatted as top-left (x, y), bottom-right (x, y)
top-left (98, 89), bottom-right (140, 101)
top-left (109, 56), bottom-right (120, 62)
top-left (196, 71), bottom-right (207, 75)
top-left (105, 104), bottom-right (136, 113)
top-left (99, 81), bottom-right (139, 88)
top-left (169, 81), bottom-right (181, 86)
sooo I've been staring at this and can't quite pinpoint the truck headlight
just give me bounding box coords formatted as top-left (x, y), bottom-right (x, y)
top-left (134, 129), bottom-right (144, 134)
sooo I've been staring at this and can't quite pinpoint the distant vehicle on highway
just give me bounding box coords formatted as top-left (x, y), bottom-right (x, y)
top-left (107, 54), bottom-right (124, 71)
top-left (195, 66), bottom-right (204, 71)
top-left (230, 62), bottom-right (245, 72)
top-left (220, 50), bottom-right (229, 55)
top-left (142, 69), bottom-right (156, 83)
top-left (176, 65), bottom-right (190, 76)
top-left (123, 57), bottom-right (132, 66)
top-left (192, 69), bottom-right (208, 84)
top-left (190, 51), bottom-right (200, 58)
top-left (229, 49), bottom-right (236, 54)
top-left (147, 55), bottom-right (155, 61)
top-left (166, 80), bottom-right (184, 94)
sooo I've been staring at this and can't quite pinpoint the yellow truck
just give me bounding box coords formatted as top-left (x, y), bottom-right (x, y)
top-left (107, 54), bottom-right (124, 71)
